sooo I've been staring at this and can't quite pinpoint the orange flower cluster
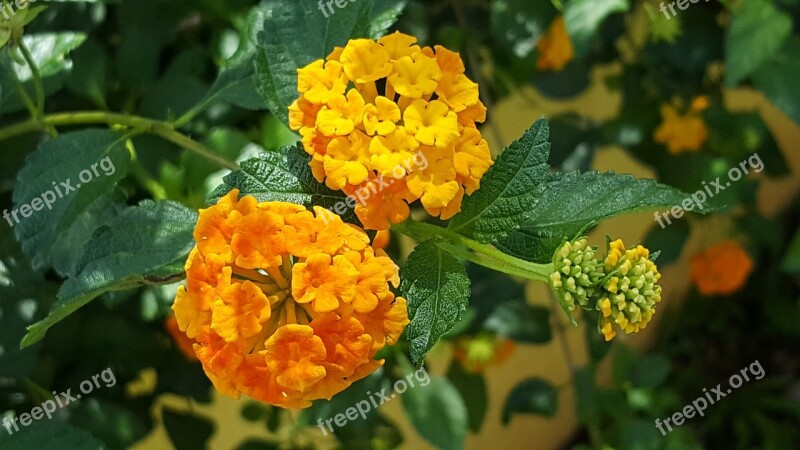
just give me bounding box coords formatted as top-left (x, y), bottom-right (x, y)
top-left (690, 240), bottom-right (754, 295)
top-left (537, 17), bottom-right (574, 71)
top-left (288, 31), bottom-right (493, 230)
top-left (172, 190), bottom-right (409, 408)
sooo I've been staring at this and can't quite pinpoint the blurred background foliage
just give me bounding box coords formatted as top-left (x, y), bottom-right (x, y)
top-left (1, 0), bottom-right (798, 449)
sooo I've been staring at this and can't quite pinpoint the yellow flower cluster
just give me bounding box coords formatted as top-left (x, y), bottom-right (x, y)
top-left (172, 190), bottom-right (409, 408)
top-left (597, 239), bottom-right (662, 341)
top-left (288, 31), bottom-right (493, 230)
top-left (654, 97), bottom-right (709, 154)
top-left (537, 17), bottom-right (574, 71)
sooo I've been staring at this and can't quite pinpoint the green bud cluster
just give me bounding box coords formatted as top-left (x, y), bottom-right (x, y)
top-left (549, 238), bottom-right (604, 311)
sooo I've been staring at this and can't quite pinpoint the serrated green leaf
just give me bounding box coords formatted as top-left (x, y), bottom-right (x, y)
top-left (253, 0), bottom-right (372, 124)
top-left (12, 129), bottom-right (131, 270)
top-left (497, 171), bottom-right (709, 263)
top-left (0, 419), bottom-right (104, 450)
top-left (21, 200), bottom-right (197, 348)
top-left (448, 118), bottom-right (551, 243)
top-left (211, 145), bottom-right (357, 223)
top-left (502, 378), bottom-right (558, 424)
top-left (725, 0), bottom-right (793, 86)
top-left (400, 240), bottom-right (471, 367)
top-left (564, 0), bottom-right (629, 57)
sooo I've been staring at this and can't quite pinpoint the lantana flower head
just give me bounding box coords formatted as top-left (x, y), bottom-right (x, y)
top-left (654, 96), bottom-right (709, 154)
top-left (172, 190), bottom-right (409, 408)
top-left (689, 239), bottom-right (753, 295)
top-left (549, 237), bottom-right (663, 342)
top-left (597, 239), bottom-right (662, 341)
top-left (289, 32), bottom-right (493, 229)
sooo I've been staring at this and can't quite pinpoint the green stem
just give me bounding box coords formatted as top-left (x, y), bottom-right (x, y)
top-left (394, 220), bottom-right (553, 282)
top-left (4, 60), bottom-right (38, 119)
top-left (17, 39), bottom-right (45, 119)
top-left (0, 111), bottom-right (239, 170)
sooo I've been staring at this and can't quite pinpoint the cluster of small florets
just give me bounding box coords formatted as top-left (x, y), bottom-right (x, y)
top-left (550, 238), bottom-right (604, 310)
top-left (550, 238), bottom-right (662, 341)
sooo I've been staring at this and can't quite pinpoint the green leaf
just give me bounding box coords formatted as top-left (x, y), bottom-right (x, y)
top-left (370, 0), bottom-right (409, 38)
top-left (203, 8), bottom-right (267, 111)
top-left (211, 144), bottom-right (356, 222)
top-left (705, 107), bottom-right (790, 176)
top-left (753, 38), bottom-right (800, 125)
top-left (497, 171), bottom-right (707, 263)
top-left (490, 0), bottom-right (557, 59)
top-left (446, 361), bottom-right (488, 432)
top-left (12, 129), bottom-right (131, 270)
top-left (0, 419), bottom-right (104, 450)
top-left (65, 38), bottom-right (109, 108)
top-left (70, 398), bottom-right (150, 448)
top-left (483, 300), bottom-right (551, 343)
top-left (629, 354), bottom-right (671, 389)
top-left (502, 378), bottom-right (558, 424)
top-left (448, 118), bottom-right (551, 243)
top-left (253, 0), bottom-right (372, 124)
top-left (21, 200), bottom-right (197, 348)
top-left (163, 408), bottom-right (215, 450)
top-left (399, 357), bottom-right (467, 450)
top-left (15, 32), bottom-right (87, 80)
top-left (400, 240), bottom-right (471, 367)
top-left (564, 0), bottom-right (629, 57)
top-left (725, 0), bottom-right (793, 86)
top-left (0, 232), bottom-right (56, 378)
top-left (782, 228), bottom-right (800, 274)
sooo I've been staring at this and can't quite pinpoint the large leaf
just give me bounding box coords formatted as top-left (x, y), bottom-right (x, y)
top-left (253, 0), bottom-right (373, 124)
top-left (12, 129), bottom-right (131, 270)
top-left (498, 171), bottom-right (705, 263)
top-left (753, 38), bottom-right (800, 125)
top-left (725, 0), bottom-right (793, 86)
top-left (0, 419), bottom-right (104, 450)
top-left (163, 408), bottom-right (215, 450)
top-left (399, 357), bottom-right (468, 450)
top-left (448, 118), bottom-right (551, 243)
top-left (563, 0), bottom-right (629, 57)
top-left (400, 240), bottom-right (471, 367)
top-left (21, 200), bottom-right (197, 348)
top-left (502, 378), bottom-right (558, 424)
top-left (203, 7), bottom-right (267, 111)
top-left (490, 0), bottom-right (557, 59)
top-left (211, 145), bottom-right (356, 223)
top-left (483, 300), bottom-right (551, 344)
top-left (70, 398), bottom-right (150, 448)
top-left (0, 232), bottom-right (55, 378)
top-left (446, 361), bottom-right (488, 432)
